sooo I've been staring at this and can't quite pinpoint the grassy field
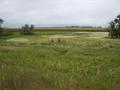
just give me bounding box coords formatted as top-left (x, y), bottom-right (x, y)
top-left (0, 31), bottom-right (120, 90)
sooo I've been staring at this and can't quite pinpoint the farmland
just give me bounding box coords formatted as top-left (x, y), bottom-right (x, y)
top-left (0, 30), bottom-right (120, 90)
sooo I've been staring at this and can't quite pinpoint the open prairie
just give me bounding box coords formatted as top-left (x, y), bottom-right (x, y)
top-left (0, 31), bottom-right (120, 90)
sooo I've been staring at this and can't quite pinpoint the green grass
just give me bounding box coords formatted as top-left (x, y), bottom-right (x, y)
top-left (0, 31), bottom-right (120, 90)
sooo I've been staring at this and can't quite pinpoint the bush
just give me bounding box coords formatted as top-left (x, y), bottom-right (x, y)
top-left (20, 24), bottom-right (34, 35)
top-left (0, 28), bottom-right (4, 34)
top-left (109, 15), bottom-right (120, 38)
top-left (0, 19), bottom-right (4, 34)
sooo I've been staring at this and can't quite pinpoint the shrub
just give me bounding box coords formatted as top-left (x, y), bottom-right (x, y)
top-left (0, 19), bottom-right (4, 34)
top-left (109, 15), bottom-right (120, 38)
top-left (0, 28), bottom-right (4, 34)
top-left (20, 24), bottom-right (34, 35)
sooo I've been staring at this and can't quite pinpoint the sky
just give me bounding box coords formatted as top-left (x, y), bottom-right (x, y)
top-left (0, 0), bottom-right (120, 28)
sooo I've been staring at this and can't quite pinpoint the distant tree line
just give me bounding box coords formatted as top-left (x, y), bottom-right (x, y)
top-left (65, 25), bottom-right (103, 29)
top-left (109, 15), bottom-right (120, 38)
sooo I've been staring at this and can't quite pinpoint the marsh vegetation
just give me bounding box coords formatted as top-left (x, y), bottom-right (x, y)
top-left (0, 31), bottom-right (120, 90)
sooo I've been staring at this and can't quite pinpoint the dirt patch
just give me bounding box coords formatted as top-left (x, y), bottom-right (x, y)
top-left (74, 32), bottom-right (108, 39)
top-left (49, 35), bottom-right (77, 39)
top-left (6, 38), bottom-right (29, 43)
top-left (41, 35), bottom-right (77, 39)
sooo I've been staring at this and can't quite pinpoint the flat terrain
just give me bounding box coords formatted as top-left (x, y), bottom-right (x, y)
top-left (0, 31), bottom-right (120, 90)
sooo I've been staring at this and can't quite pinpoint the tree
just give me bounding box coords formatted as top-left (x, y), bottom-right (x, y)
top-left (0, 19), bottom-right (4, 26)
top-left (0, 19), bottom-right (4, 33)
top-left (20, 24), bottom-right (34, 35)
top-left (109, 14), bottom-right (120, 38)
top-left (30, 24), bottom-right (34, 32)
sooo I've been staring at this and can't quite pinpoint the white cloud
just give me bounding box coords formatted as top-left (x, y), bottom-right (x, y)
top-left (0, 0), bottom-right (120, 27)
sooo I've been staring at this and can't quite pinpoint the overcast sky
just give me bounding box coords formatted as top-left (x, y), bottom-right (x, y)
top-left (0, 0), bottom-right (120, 27)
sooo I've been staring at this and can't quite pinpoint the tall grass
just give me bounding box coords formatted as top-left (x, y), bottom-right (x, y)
top-left (0, 31), bottom-right (120, 90)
